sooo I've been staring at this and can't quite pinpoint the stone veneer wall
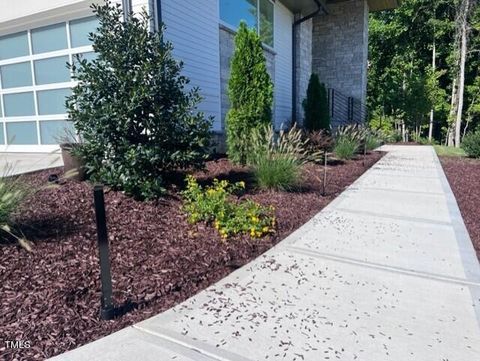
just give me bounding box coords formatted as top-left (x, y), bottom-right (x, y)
top-left (294, 17), bottom-right (312, 125)
top-left (312, 0), bottom-right (369, 103)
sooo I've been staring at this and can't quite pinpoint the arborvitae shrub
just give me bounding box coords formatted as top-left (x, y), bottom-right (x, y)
top-left (302, 74), bottom-right (330, 131)
top-left (226, 22), bottom-right (273, 165)
top-left (67, 1), bottom-right (212, 200)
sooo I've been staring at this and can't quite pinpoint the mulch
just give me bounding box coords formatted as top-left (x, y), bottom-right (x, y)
top-left (439, 156), bottom-right (480, 260)
top-left (0, 152), bottom-right (383, 360)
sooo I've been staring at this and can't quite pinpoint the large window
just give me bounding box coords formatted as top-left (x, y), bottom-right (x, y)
top-left (220, 0), bottom-right (274, 47)
top-left (0, 16), bottom-right (98, 147)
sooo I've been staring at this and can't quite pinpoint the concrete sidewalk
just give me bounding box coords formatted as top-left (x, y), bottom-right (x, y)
top-left (51, 145), bottom-right (480, 361)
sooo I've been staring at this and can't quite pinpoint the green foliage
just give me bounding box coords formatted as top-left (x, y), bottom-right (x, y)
top-left (253, 156), bottom-right (301, 191)
top-left (226, 22), bottom-right (274, 164)
top-left (461, 129), bottom-right (480, 158)
top-left (334, 137), bottom-right (359, 160)
top-left (67, 1), bottom-right (212, 200)
top-left (434, 145), bottom-right (467, 157)
top-left (0, 173), bottom-right (36, 251)
top-left (302, 74), bottom-right (330, 131)
top-left (334, 124), bottom-right (369, 144)
top-left (0, 176), bottom-right (30, 226)
top-left (182, 176), bottom-right (275, 240)
top-left (368, 111), bottom-right (400, 142)
top-left (247, 125), bottom-right (310, 190)
top-left (367, 0), bottom-right (457, 142)
top-left (412, 134), bottom-right (438, 145)
top-left (365, 134), bottom-right (381, 151)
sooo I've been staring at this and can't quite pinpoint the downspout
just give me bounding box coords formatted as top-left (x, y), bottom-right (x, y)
top-left (291, 0), bottom-right (328, 125)
top-left (122, 0), bottom-right (132, 22)
top-left (148, 0), bottom-right (162, 32)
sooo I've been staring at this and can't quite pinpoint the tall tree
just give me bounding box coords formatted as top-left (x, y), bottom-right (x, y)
top-left (453, 0), bottom-right (476, 147)
top-left (226, 22), bottom-right (273, 164)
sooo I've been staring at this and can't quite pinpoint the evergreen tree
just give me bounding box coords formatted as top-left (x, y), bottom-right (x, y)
top-left (302, 74), bottom-right (330, 131)
top-left (226, 22), bottom-right (273, 165)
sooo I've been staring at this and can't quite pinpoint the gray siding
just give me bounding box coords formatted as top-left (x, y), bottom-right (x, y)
top-left (274, 2), bottom-right (294, 129)
top-left (162, 0), bottom-right (222, 130)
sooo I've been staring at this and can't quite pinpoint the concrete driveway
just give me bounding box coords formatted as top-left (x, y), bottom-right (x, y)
top-left (0, 152), bottom-right (63, 176)
top-left (50, 145), bottom-right (480, 361)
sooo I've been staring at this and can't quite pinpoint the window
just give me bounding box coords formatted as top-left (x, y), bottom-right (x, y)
top-left (0, 16), bottom-right (97, 147)
top-left (220, 0), bottom-right (274, 47)
top-left (31, 23), bottom-right (68, 54)
top-left (70, 17), bottom-right (99, 47)
top-left (0, 62), bottom-right (32, 88)
top-left (34, 56), bottom-right (70, 85)
top-left (0, 32), bottom-right (29, 60)
top-left (6, 122), bottom-right (38, 145)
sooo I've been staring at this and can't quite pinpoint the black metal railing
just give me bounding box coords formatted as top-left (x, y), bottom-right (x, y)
top-left (328, 88), bottom-right (367, 127)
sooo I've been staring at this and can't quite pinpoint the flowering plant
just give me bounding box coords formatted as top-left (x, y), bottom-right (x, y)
top-left (182, 176), bottom-right (275, 240)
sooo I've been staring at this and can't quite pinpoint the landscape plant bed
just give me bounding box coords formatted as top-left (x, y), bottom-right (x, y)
top-left (440, 156), bottom-right (480, 259)
top-left (0, 151), bottom-right (383, 360)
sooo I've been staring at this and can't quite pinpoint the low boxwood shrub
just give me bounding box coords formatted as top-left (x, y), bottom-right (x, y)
top-left (334, 136), bottom-right (359, 160)
top-left (461, 129), bottom-right (480, 158)
top-left (182, 176), bottom-right (275, 240)
top-left (67, 2), bottom-right (212, 200)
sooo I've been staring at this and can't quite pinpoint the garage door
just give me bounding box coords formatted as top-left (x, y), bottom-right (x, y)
top-left (0, 16), bottom-right (97, 152)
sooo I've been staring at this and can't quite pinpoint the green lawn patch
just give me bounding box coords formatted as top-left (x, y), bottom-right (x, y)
top-left (434, 145), bottom-right (466, 157)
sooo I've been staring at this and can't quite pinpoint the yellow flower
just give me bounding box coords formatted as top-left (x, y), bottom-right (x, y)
top-left (238, 181), bottom-right (245, 188)
top-left (262, 226), bottom-right (269, 233)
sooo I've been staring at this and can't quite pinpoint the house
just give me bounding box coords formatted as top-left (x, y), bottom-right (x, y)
top-left (0, 0), bottom-right (398, 153)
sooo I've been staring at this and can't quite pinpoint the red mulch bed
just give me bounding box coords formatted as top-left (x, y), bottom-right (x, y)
top-left (0, 152), bottom-right (383, 360)
top-left (440, 156), bottom-right (480, 260)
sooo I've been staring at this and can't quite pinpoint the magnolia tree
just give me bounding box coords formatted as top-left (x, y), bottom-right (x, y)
top-left (67, 1), bottom-right (212, 199)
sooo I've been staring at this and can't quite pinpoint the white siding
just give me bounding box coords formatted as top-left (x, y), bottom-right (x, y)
top-left (274, 2), bottom-right (293, 129)
top-left (162, 0), bottom-right (222, 131)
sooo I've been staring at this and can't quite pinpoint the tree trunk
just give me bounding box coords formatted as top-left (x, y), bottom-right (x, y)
top-left (454, 0), bottom-right (471, 147)
top-left (448, 77), bottom-right (458, 147)
top-left (428, 39), bottom-right (436, 141)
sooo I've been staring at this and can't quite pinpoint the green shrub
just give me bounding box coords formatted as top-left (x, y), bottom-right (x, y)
top-left (0, 176), bottom-right (30, 226)
top-left (365, 134), bottom-right (381, 151)
top-left (67, 2), bottom-right (212, 200)
top-left (368, 111), bottom-right (397, 140)
top-left (0, 173), bottom-right (34, 251)
top-left (253, 156), bottom-right (300, 191)
top-left (248, 125), bottom-right (309, 190)
top-left (462, 129), bottom-right (480, 158)
top-left (226, 22), bottom-right (273, 165)
top-left (182, 176), bottom-right (275, 240)
top-left (335, 124), bottom-right (369, 144)
top-left (302, 74), bottom-right (330, 131)
top-left (334, 136), bottom-right (359, 160)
